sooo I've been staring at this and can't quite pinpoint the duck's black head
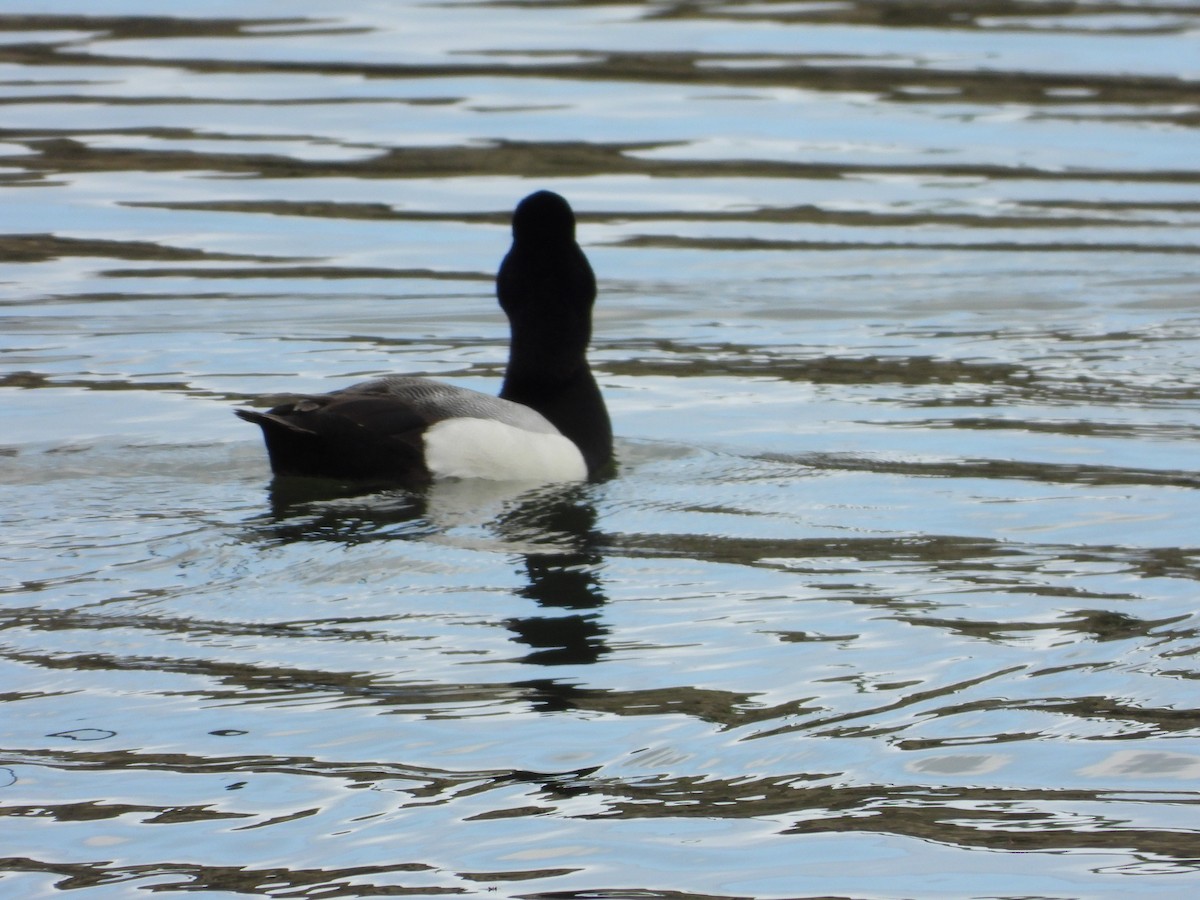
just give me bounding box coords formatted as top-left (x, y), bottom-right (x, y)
top-left (510, 189), bottom-right (578, 245)
top-left (497, 190), bottom-right (596, 374)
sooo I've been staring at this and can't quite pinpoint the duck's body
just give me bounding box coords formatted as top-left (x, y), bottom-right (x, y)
top-left (236, 375), bottom-right (591, 485)
top-left (236, 191), bottom-right (612, 486)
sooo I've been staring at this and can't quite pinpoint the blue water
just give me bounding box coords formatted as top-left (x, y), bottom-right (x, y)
top-left (2, 2), bottom-right (1200, 897)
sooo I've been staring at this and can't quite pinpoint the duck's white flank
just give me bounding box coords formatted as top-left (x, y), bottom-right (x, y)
top-left (422, 417), bottom-right (588, 482)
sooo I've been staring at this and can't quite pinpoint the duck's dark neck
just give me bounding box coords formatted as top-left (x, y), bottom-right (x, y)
top-left (501, 356), bottom-right (612, 477)
top-left (495, 209), bottom-right (612, 477)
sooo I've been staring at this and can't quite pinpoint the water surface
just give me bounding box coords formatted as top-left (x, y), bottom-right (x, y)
top-left (2, 1), bottom-right (1200, 898)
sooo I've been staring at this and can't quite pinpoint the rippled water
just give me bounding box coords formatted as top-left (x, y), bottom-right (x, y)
top-left (3, 1), bottom-right (1200, 897)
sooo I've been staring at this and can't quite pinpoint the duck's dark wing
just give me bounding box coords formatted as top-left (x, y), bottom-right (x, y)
top-left (235, 376), bottom-right (560, 483)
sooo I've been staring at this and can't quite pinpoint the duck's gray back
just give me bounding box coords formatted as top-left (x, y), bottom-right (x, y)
top-left (337, 376), bottom-right (562, 434)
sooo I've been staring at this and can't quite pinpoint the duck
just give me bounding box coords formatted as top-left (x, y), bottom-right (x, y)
top-left (235, 190), bottom-right (612, 486)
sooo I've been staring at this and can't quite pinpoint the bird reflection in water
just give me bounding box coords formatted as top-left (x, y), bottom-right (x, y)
top-left (493, 489), bottom-right (608, 668)
top-left (253, 476), bottom-right (610, 671)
